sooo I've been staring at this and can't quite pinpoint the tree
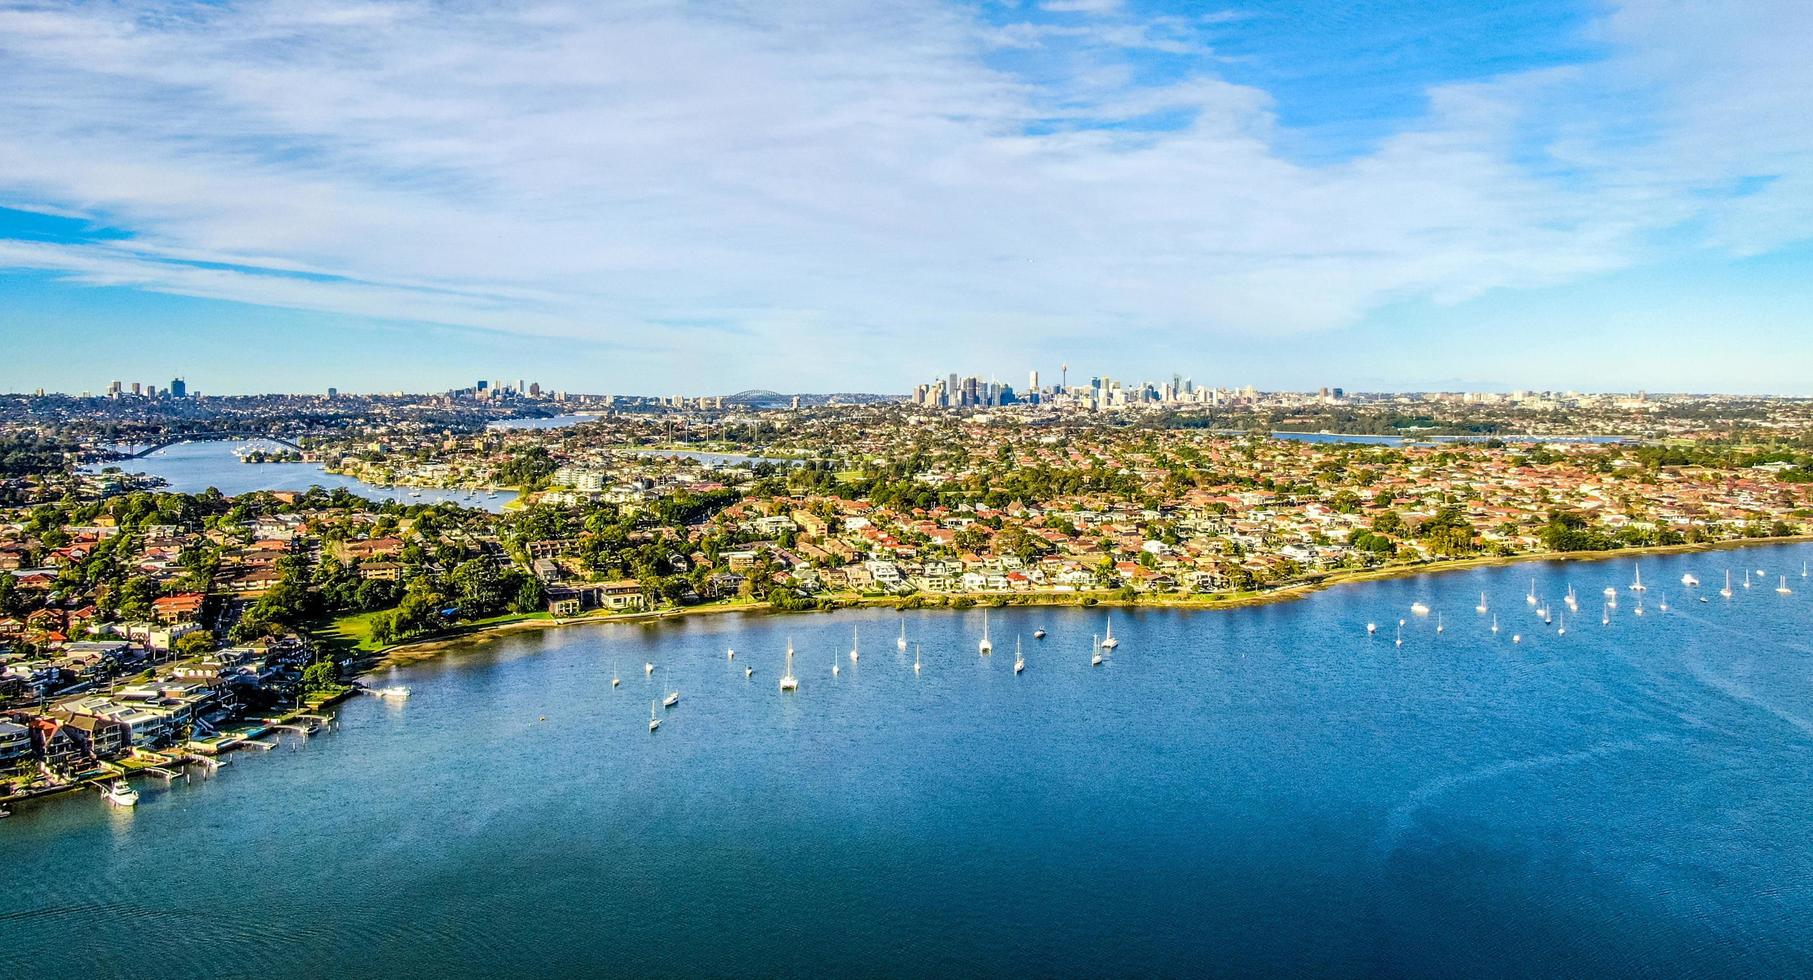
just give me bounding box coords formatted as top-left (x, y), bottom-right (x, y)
top-left (301, 658), bottom-right (339, 693)
top-left (173, 630), bottom-right (216, 658)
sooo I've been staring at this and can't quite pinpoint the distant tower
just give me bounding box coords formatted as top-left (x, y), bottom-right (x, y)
top-left (169, 377), bottom-right (187, 399)
top-left (1029, 369), bottom-right (1039, 393)
top-left (1060, 363), bottom-right (1068, 391)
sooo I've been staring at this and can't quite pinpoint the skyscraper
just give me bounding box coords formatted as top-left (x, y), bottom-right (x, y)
top-left (169, 377), bottom-right (187, 398)
top-left (1029, 369), bottom-right (1039, 393)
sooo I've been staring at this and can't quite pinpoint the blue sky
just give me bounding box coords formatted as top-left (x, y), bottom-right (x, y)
top-left (0, 0), bottom-right (1809, 395)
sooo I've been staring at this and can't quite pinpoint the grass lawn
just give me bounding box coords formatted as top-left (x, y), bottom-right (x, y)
top-left (312, 609), bottom-right (554, 658)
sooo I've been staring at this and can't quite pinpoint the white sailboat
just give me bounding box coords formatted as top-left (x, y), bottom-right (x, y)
top-left (1658, 596), bottom-right (1669, 612)
top-left (1395, 622), bottom-right (1403, 648)
top-left (1743, 569), bottom-right (1752, 590)
top-left (979, 611), bottom-right (993, 655)
top-left (1630, 563), bottom-right (1645, 592)
top-left (612, 676), bottom-right (620, 688)
top-left (1564, 585), bottom-right (1578, 611)
top-left (1476, 592), bottom-right (1488, 614)
top-left (897, 619), bottom-right (908, 651)
top-left (1633, 596), bottom-right (1645, 617)
top-left (1014, 636), bottom-right (1025, 674)
top-left (1602, 602), bottom-right (1609, 625)
top-left (1721, 570), bottom-right (1734, 598)
top-left (1526, 579), bottom-right (1538, 605)
top-left (644, 661), bottom-right (654, 676)
top-left (850, 626), bottom-right (860, 663)
top-left (727, 647), bottom-right (735, 661)
top-left (1436, 612), bottom-right (1444, 635)
top-left (1778, 576), bottom-right (1794, 595)
top-left (648, 701), bottom-right (660, 732)
top-left (1367, 622), bottom-right (1377, 635)
top-left (664, 689), bottom-right (680, 708)
top-left (1803, 560), bottom-right (1808, 579)
top-left (913, 642), bottom-right (922, 675)
top-left (779, 638), bottom-right (798, 691)
top-left (1603, 586), bottom-right (1617, 598)
top-left (1091, 634), bottom-right (1103, 666)
top-left (1100, 614), bottom-right (1119, 650)
top-left (1490, 614), bottom-right (1499, 634)
top-left (1557, 612), bottom-right (1566, 636)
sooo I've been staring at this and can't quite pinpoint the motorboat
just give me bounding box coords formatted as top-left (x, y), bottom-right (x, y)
top-left (102, 779), bottom-right (138, 807)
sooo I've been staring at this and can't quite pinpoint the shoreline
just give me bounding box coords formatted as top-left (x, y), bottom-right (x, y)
top-left (355, 534), bottom-right (1813, 676)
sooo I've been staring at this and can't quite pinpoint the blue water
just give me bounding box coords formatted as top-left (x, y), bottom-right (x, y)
top-left (5, 544), bottom-right (1813, 977)
top-left (87, 440), bottom-right (518, 511)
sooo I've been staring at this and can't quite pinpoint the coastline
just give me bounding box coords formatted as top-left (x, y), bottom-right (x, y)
top-left (353, 533), bottom-right (1813, 676)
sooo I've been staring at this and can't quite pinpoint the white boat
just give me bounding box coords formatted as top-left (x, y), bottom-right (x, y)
top-left (1803, 561), bottom-right (1808, 579)
top-left (1633, 597), bottom-right (1645, 617)
top-left (1475, 592), bottom-right (1488, 614)
top-left (745, 666), bottom-right (753, 678)
top-left (850, 626), bottom-right (860, 663)
top-left (1778, 576), bottom-right (1794, 595)
top-left (1721, 570), bottom-right (1734, 598)
top-left (1395, 622), bottom-right (1403, 648)
top-left (1436, 613), bottom-right (1444, 635)
top-left (1033, 628), bottom-right (1047, 640)
top-left (1557, 612), bottom-right (1566, 636)
top-left (979, 611), bottom-right (993, 655)
top-left (663, 690), bottom-right (680, 708)
top-left (1603, 586), bottom-right (1617, 598)
top-left (1658, 596), bottom-right (1669, 612)
top-left (897, 619), bottom-right (908, 651)
top-left (611, 677), bottom-right (620, 688)
top-left (644, 662), bottom-right (654, 675)
top-left (779, 638), bottom-right (799, 691)
top-left (1630, 564), bottom-right (1645, 592)
top-left (1564, 586), bottom-right (1578, 611)
top-left (1014, 636), bottom-right (1025, 674)
top-left (102, 779), bottom-right (138, 807)
top-left (1526, 580), bottom-right (1538, 605)
top-left (1367, 622), bottom-right (1377, 635)
top-left (1602, 602), bottom-right (1609, 625)
top-left (913, 643), bottom-right (922, 675)
top-left (727, 647), bottom-right (735, 661)
top-left (1490, 615), bottom-right (1499, 634)
top-left (1091, 635), bottom-right (1103, 666)
top-left (1681, 572), bottom-right (1699, 587)
top-left (1100, 615), bottom-right (1119, 650)
top-left (648, 701), bottom-right (660, 732)
top-left (370, 685), bottom-right (411, 700)
top-left (1743, 570), bottom-right (1752, 590)
top-left (1410, 602), bottom-right (1430, 616)
top-left (1512, 634), bottom-right (1522, 644)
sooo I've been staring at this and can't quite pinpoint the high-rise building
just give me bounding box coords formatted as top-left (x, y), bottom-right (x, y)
top-left (1028, 369), bottom-right (1039, 393)
top-left (130, 382), bottom-right (142, 396)
top-left (169, 377), bottom-right (187, 399)
top-left (326, 387), bottom-right (338, 399)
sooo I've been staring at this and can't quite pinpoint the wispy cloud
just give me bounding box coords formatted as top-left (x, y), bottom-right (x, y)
top-left (0, 0), bottom-right (1808, 386)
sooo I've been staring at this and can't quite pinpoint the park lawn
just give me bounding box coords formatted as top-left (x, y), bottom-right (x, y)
top-left (314, 608), bottom-right (554, 656)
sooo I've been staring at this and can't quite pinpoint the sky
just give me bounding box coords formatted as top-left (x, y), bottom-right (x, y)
top-left (0, 0), bottom-right (1810, 396)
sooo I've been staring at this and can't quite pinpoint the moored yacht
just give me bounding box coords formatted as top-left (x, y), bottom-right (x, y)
top-left (897, 619), bottom-right (908, 651)
top-left (979, 611), bottom-right (993, 655)
top-left (1721, 570), bottom-right (1734, 598)
top-left (1100, 615), bottom-right (1119, 650)
top-left (779, 638), bottom-right (799, 691)
top-left (1778, 576), bottom-right (1794, 595)
top-left (1475, 592), bottom-right (1488, 615)
top-left (1681, 572), bottom-right (1700, 587)
top-left (1410, 601), bottom-right (1430, 616)
top-left (1014, 636), bottom-right (1025, 674)
top-left (663, 690), bottom-right (680, 708)
top-left (648, 701), bottom-right (660, 733)
top-left (1630, 563), bottom-right (1646, 592)
top-left (102, 779), bottom-right (138, 807)
top-left (850, 626), bottom-right (860, 663)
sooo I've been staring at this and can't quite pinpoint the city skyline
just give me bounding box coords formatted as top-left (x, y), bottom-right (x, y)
top-left (3, 0), bottom-right (1813, 394)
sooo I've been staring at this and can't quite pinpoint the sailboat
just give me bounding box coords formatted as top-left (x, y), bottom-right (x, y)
top-left (913, 642), bottom-right (922, 675)
top-left (1014, 636), bottom-right (1025, 674)
top-left (1658, 595), bottom-right (1669, 612)
top-left (1101, 614), bottom-right (1119, 650)
top-left (1394, 622), bottom-right (1403, 648)
top-left (664, 689), bottom-right (680, 708)
top-left (644, 661), bottom-right (654, 675)
top-left (1633, 596), bottom-right (1645, 617)
top-left (1436, 612), bottom-right (1444, 635)
top-left (1602, 602), bottom-right (1609, 625)
top-left (745, 666), bottom-right (754, 678)
top-left (979, 611), bottom-right (993, 655)
top-left (1526, 580), bottom-right (1538, 605)
top-left (1721, 570), bottom-right (1734, 598)
top-left (648, 701), bottom-right (660, 732)
top-left (727, 647), bottom-right (735, 661)
top-left (1490, 614), bottom-right (1499, 634)
top-left (1091, 635), bottom-right (1104, 666)
top-left (1803, 560), bottom-right (1808, 579)
top-left (850, 626), bottom-right (860, 663)
top-left (1743, 570), bottom-right (1752, 590)
top-left (1557, 612), bottom-right (1566, 636)
top-left (1367, 622), bottom-right (1377, 635)
top-left (779, 638), bottom-right (798, 691)
top-left (1778, 576), bottom-right (1794, 595)
top-left (897, 619), bottom-right (908, 651)
top-left (832, 655), bottom-right (840, 676)
top-left (1476, 592), bottom-right (1488, 614)
top-left (612, 676), bottom-right (620, 688)
top-left (1630, 563), bottom-right (1645, 592)
top-left (1564, 585), bottom-right (1578, 611)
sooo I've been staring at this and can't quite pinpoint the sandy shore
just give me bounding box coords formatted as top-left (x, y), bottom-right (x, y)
top-left (357, 534), bottom-right (1813, 676)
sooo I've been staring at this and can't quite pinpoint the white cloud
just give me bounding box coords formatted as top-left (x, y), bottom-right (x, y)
top-left (0, 0), bottom-right (1807, 388)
